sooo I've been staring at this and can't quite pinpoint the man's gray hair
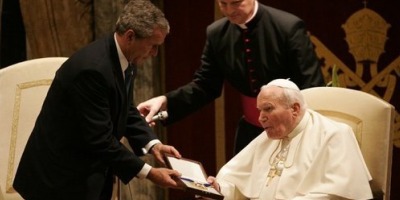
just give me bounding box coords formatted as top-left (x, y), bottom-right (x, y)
top-left (262, 79), bottom-right (307, 110)
top-left (115, 0), bottom-right (169, 38)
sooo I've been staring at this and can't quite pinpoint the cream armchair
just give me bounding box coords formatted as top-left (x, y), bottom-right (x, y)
top-left (301, 87), bottom-right (394, 200)
top-left (0, 57), bottom-right (67, 200)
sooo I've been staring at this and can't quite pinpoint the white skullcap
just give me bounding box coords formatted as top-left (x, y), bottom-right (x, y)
top-left (265, 78), bottom-right (300, 91)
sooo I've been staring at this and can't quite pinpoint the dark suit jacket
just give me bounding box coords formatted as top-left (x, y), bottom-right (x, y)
top-left (13, 34), bottom-right (157, 200)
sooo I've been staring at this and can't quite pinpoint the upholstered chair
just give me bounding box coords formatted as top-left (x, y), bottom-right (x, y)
top-left (0, 57), bottom-right (67, 200)
top-left (301, 87), bottom-right (395, 200)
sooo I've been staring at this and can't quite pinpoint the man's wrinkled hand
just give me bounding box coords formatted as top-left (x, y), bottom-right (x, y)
top-left (206, 176), bottom-right (220, 192)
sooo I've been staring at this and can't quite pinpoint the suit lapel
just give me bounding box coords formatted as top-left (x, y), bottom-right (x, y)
top-left (108, 35), bottom-right (128, 138)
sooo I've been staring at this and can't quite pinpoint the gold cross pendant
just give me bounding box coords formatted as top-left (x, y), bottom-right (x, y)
top-left (266, 167), bottom-right (276, 186)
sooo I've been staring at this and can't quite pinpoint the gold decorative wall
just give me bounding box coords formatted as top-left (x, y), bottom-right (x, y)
top-left (310, 7), bottom-right (400, 147)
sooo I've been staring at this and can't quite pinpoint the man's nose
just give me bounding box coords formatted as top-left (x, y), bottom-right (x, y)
top-left (258, 112), bottom-right (267, 123)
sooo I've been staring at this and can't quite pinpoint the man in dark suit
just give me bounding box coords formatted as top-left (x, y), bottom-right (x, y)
top-left (137, 0), bottom-right (325, 154)
top-left (13, 1), bottom-right (181, 199)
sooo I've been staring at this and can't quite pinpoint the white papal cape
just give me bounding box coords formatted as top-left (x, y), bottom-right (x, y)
top-left (216, 110), bottom-right (372, 200)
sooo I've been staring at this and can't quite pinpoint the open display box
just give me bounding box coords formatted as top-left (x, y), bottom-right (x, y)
top-left (164, 154), bottom-right (224, 200)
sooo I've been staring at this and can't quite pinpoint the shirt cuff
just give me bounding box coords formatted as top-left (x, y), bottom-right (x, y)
top-left (141, 139), bottom-right (161, 154)
top-left (137, 163), bottom-right (152, 179)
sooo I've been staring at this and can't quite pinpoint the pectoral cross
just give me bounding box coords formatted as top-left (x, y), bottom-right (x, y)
top-left (275, 161), bottom-right (284, 176)
top-left (266, 145), bottom-right (288, 186)
top-left (266, 165), bottom-right (277, 186)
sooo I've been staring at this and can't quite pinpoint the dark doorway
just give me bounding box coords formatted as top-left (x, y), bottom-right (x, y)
top-left (1, 0), bottom-right (26, 68)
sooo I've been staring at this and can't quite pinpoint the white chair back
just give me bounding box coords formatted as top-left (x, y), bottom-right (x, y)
top-left (301, 87), bottom-right (394, 200)
top-left (0, 57), bottom-right (67, 200)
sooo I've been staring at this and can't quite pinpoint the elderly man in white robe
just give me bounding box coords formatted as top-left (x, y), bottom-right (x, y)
top-left (207, 79), bottom-right (373, 200)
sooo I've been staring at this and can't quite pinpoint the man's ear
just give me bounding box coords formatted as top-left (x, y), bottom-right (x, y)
top-left (292, 103), bottom-right (301, 115)
top-left (126, 29), bottom-right (135, 41)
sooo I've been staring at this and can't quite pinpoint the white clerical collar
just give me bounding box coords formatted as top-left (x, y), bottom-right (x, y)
top-left (287, 111), bottom-right (310, 140)
top-left (114, 33), bottom-right (129, 77)
top-left (238, 1), bottom-right (259, 29)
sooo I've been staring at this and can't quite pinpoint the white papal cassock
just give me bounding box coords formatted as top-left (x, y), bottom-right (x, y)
top-left (216, 110), bottom-right (372, 200)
